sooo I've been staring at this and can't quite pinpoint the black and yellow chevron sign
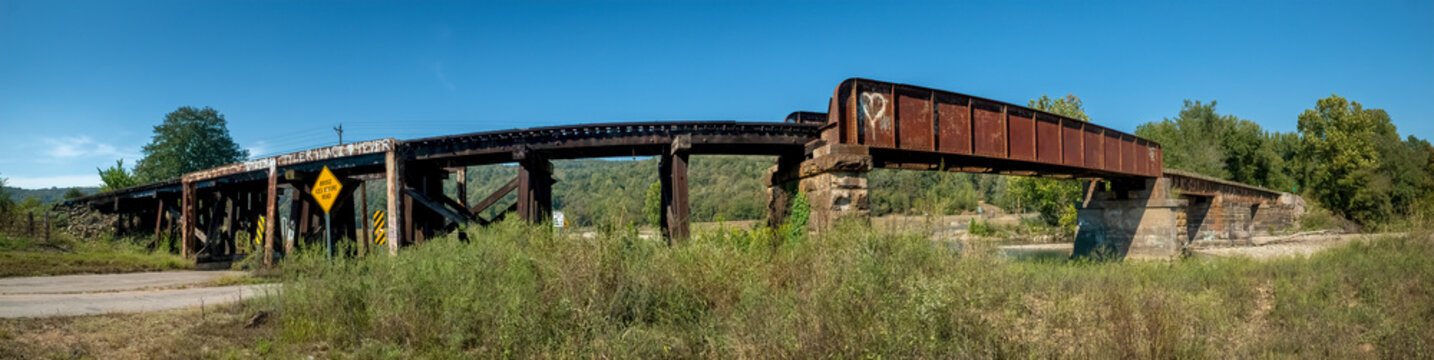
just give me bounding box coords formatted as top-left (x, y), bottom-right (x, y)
top-left (372, 211), bottom-right (386, 245)
top-left (254, 216), bottom-right (266, 246)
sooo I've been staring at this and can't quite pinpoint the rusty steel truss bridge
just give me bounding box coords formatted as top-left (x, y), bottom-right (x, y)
top-left (64, 78), bottom-right (1299, 263)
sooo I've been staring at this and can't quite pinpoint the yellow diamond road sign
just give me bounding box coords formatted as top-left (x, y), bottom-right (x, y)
top-left (311, 166), bottom-right (343, 214)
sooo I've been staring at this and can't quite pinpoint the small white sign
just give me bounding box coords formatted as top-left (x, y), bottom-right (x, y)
top-left (552, 211), bottom-right (566, 228)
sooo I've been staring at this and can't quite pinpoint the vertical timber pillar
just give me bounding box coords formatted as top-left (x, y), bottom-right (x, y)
top-left (181, 180), bottom-right (197, 259)
top-left (517, 151), bottom-right (553, 223)
top-left (359, 181), bottom-right (369, 257)
top-left (385, 149), bottom-right (404, 255)
top-left (153, 198), bottom-right (165, 250)
top-left (284, 187), bottom-right (298, 255)
top-left (454, 167), bottom-right (467, 208)
top-left (660, 136), bottom-right (691, 243)
top-left (797, 144), bottom-right (872, 230)
top-left (264, 162), bottom-right (278, 266)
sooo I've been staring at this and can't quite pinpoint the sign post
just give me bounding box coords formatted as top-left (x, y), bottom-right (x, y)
top-left (311, 166), bottom-right (343, 259)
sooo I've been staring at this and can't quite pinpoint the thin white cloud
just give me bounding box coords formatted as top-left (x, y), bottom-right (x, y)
top-left (432, 61), bottom-right (456, 90)
top-left (4, 174), bottom-right (101, 189)
top-left (246, 140), bottom-right (269, 159)
top-left (40, 136), bottom-right (138, 161)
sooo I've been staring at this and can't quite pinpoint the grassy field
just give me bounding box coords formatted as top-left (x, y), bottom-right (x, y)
top-left (2, 221), bottom-right (1429, 358)
top-left (0, 231), bottom-right (190, 278)
top-left (255, 221), bottom-right (1432, 358)
top-left (0, 298), bottom-right (274, 359)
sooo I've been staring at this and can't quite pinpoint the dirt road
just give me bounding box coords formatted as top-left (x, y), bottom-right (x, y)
top-left (0, 271), bottom-right (275, 318)
top-left (0, 270), bottom-right (247, 295)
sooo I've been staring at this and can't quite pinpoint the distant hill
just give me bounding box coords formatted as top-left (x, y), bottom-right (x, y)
top-left (10, 157), bottom-right (1007, 226)
top-left (4, 186), bottom-right (100, 204)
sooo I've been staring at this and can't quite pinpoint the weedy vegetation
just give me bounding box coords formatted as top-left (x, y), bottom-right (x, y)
top-left (0, 229), bottom-right (189, 278)
top-left (267, 221), bottom-right (1432, 358)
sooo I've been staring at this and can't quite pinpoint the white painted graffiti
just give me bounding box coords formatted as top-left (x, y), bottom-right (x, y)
top-left (860, 92), bottom-right (893, 133)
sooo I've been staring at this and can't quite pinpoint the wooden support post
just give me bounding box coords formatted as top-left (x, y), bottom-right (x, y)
top-left (299, 185), bottom-right (311, 244)
top-left (113, 198), bottom-right (121, 235)
top-left (264, 163), bottom-right (278, 266)
top-left (404, 189), bottom-right (415, 244)
top-left (203, 192), bottom-right (226, 258)
top-left (181, 181), bottom-right (196, 259)
top-left (43, 210), bottom-right (50, 243)
top-left (385, 149), bottom-right (404, 255)
top-left (223, 194), bottom-right (235, 256)
top-left (154, 198), bottom-right (165, 249)
top-left (660, 136), bottom-right (692, 243)
top-left (284, 187), bottom-right (299, 254)
top-left (455, 167), bottom-right (467, 208)
top-left (359, 181), bottom-right (369, 257)
top-left (517, 152), bottom-right (553, 222)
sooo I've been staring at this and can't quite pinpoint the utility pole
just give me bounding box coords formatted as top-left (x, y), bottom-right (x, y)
top-left (333, 124), bottom-right (344, 145)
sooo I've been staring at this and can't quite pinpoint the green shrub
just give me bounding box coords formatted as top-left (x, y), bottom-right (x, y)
top-left (968, 218), bottom-right (993, 237)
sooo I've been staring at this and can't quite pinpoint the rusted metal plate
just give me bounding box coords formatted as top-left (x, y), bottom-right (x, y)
top-left (1153, 147), bottom-right (1165, 177)
top-left (1122, 134), bottom-right (1137, 174)
top-left (972, 100), bottom-right (1006, 157)
top-left (1135, 139), bottom-right (1150, 175)
top-left (857, 82), bottom-right (895, 148)
top-left (895, 87), bottom-right (933, 151)
top-left (935, 94), bottom-right (971, 154)
top-left (1103, 130), bottom-right (1122, 173)
top-left (1061, 120), bottom-right (1083, 166)
top-left (1035, 114), bottom-right (1061, 164)
top-left (828, 78), bottom-right (1162, 178)
top-left (1084, 126), bottom-right (1104, 170)
top-left (1007, 108), bottom-right (1035, 161)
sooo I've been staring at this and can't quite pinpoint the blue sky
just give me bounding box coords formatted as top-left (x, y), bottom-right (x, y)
top-left (1, 0), bottom-right (1430, 188)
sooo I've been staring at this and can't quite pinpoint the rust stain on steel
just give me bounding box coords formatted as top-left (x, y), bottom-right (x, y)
top-left (1007, 108), bottom-right (1036, 161)
top-left (1121, 134), bottom-right (1137, 174)
top-left (182, 139), bottom-right (395, 182)
top-left (1103, 131), bottom-right (1122, 173)
top-left (935, 94), bottom-right (971, 154)
top-left (1083, 126), bottom-right (1104, 170)
top-left (1061, 119), bottom-right (1083, 166)
top-left (972, 100), bottom-right (1005, 157)
top-left (1035, 114), bottom-right (1062, 164)
top-left (896, 88), bottom-right (933, 151)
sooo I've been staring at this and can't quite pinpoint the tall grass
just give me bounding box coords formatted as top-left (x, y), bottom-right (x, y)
top-left (274, 221), bottom-right (1433, 358)
top-left (0, 227), bottom-right (189, 277)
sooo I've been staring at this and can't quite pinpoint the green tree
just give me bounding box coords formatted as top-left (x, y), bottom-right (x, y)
top-left (134, 106), bottom-right (249, 182)
top-left (1136, 101), bottom-right (1232, 178)
top-left (63, 188), bottom-right (86, 200)
top-left (643, 181), bottom-right (661, 226)
top-left (1296, 95), bottom-right (1389, 225)
top-left (97, 159), bottom-right (138, 192)
top-left (1007, 95), bottom-right (1087, 231)
top-left (1136, 100), bottom-right (1296, 190)
top-left (0, 173), bottom-right (13, 213)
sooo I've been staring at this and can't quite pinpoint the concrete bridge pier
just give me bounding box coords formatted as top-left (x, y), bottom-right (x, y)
top-left (1071, 178), bottom-right (1187, 259)
top-left (767, 143), bottom-right (873, 231)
